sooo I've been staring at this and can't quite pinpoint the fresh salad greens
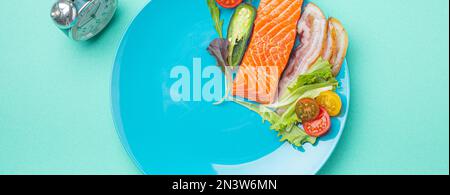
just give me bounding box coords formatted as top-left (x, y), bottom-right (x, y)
top-left (269, 59), bottom-right (338, 109)
top-left (207, 0), bottom-right (224, 38)
top-left (205, 0), bottom-right (346, 148)
top-left (288, 58), bottom-right (337, 92)
top-left (207, 38), bottom-right (230, 69)
top-left (270, 85), bottom-right (335, 131)
top-left (232, 98), bottom-right (318, 147)
top-left (215, 0), bottom-right (243, 8)
top-left (207, 38), bottom-right (234, 105)
top-left (230, 58), bottom-right (339, 146)
top-left (279, 125), bottom-right (317, 147)
top-left (227, 3), bottom-right (256, 67)
top-left (232, 98), bottom-right (280, 125)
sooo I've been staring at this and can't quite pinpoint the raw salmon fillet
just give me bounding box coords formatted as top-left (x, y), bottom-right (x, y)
top-left (232, 0), bottom-right (303, 104)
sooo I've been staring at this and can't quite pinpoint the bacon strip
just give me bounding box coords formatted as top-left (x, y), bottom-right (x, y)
top-left (278, 3), bottom-right (327, 98)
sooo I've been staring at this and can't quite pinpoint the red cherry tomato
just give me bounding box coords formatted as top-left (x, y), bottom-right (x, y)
top-left (216, 0), bottom-right (243, 8)
top-left (303, 108), bottom-right (331, 137)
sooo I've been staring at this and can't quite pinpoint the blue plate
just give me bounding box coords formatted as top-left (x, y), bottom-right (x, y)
top-left (111, 0), bottom-right (350, 175)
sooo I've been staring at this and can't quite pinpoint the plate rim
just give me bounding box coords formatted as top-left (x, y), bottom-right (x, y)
top-left (314, 60), bottom-right (351, 174)
top-left (110, 0), bottom-right (350, 175)
top-left (109, 0), bottom-right (153, 174)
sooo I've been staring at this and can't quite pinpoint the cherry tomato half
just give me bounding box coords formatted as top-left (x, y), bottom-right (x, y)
top-left (304, 107), bottom-right (331, 137)
top-left (315, 91), bottom-right (342, 117)
top-left (216, 0), bottom-right (243, 8)
top-left (295, 98), bottom-right (321, 122)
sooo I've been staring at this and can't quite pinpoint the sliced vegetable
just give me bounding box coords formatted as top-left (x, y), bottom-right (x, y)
top-left (287, 58), bottom-right (335, 92)
top-left (315, 91), bottom-right (342, 116)
top-left (207, 0), bottom-right (224, 38)
top-left (216, 0), bottom-right (243, 8)
top-left (227, 3), bottom-right (256, 67)
top-left (295, 98), bottom-right (320, 122)
top-left (304, 108), bottom-right (331, 137)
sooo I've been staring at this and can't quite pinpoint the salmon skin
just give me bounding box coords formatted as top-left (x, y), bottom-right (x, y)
top-left (232, 0), bottom-right (304, 104)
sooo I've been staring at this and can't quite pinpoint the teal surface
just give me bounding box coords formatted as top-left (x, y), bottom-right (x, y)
top-left (0, 0), bottom-right (448, 175)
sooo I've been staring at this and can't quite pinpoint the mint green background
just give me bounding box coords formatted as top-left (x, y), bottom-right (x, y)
top-left (0, 0), bottom-right (448, 175)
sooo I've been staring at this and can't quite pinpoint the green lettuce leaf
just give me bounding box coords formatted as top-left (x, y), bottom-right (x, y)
top-left (279, 125), bottom-right (317, 147)
top-left (232, 98), bottom-right (280, 124)
top-left (270, 85), bottom-right (334, 131)
top-left (232, 99), bottom-right (316, 147)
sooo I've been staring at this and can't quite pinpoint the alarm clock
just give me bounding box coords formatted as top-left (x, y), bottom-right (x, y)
top-left (50, 0), bottom-right (118, 41)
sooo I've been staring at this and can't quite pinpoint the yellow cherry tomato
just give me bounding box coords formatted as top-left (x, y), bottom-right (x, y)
top-left (315, 91), bottom-right (342, 117)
